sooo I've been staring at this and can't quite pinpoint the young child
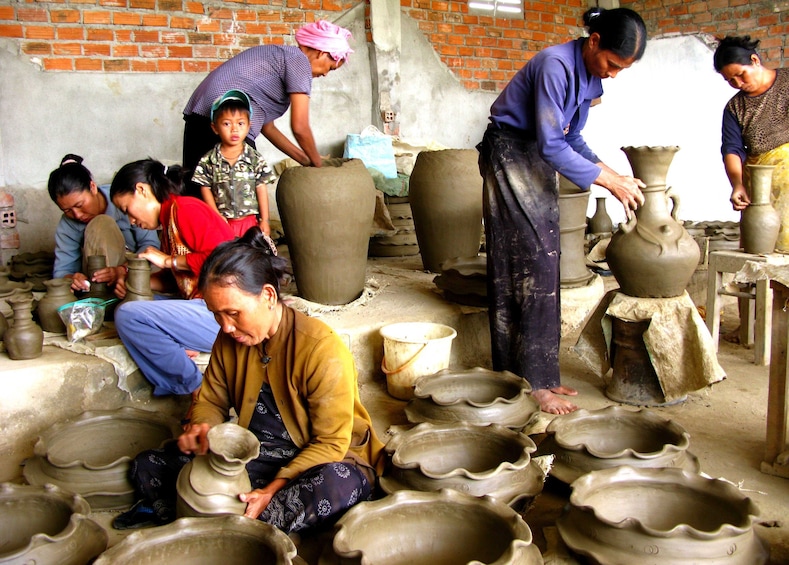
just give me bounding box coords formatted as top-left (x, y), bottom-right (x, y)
top-left (192, 89), bottom-right (277, 237)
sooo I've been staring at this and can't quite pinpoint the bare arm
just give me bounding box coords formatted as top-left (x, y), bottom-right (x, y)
top-left (255, 183), bottom-right (271, 235)
top-left (260, 92), bottom-right (322, 167)
top-left (200, 186), bottom-right (224, 219)
top-left (724, 153), bottom-right (749, 211)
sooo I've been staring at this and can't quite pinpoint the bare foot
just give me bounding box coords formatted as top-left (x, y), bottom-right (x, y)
top-left (549, 385), bottom-right (578, 396)
top-left (532, 389), bottom-right (579, 415)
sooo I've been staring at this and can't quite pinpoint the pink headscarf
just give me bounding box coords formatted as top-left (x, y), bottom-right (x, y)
top-left (295, 20), bottom-right (354, 62)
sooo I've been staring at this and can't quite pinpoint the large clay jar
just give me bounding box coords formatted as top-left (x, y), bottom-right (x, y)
top-left (605, 146), bottom-right (700, 298)
top-left (277, 158), bottom-right (375, 305)
top-left (121, 257), bottom-right (154, 304)
top-left (741, 164), bottom-right (780, 254)
top-left (4, 295), bottom-right (43, 360)
top-left (36, 278), bottom-right (76, 333)
top-left (409, 149), bottom-right (483, 273)
top-left (589, 196), bottom-right (614, 234)
top-left (0, 482), bottom-right (108, 565)
top-left (176, 423), bottom-right (261, 518)
top-left (559, 177), bottom-right (594, 288)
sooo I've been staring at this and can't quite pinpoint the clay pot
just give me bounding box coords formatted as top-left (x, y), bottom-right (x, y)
top-left (331, 490), bottom-right (543, 564)
top-left (558, 179), bottom-right (594, 288)
top-left (23, 407), bottom-right (182, 510)
top-left (605, 146), bottom-right (700, 298)
top-left (4, 295), bottom-right (43, 360)
top-left (121, 257), bottom-right (154, 303)
top-left (589, 196), bottom-right (614, 235)
top-left (93, 516), bottom-right (301, 565)
top-left (0, 482), bottom-right (108, 565)
top-left (404, 367), bottom-right (540, 431)
top-left (176, 423), bottom-right (261, 517)
top-left (36, 278), bottom-right (76, 333)
top-left (741, 164), bottom-right (780, 254)
top-left (277, 158), bottom-right (376, 305)
top-left (535, 406), bottom-right (700, 484)
top-left (380, 422), bottom-right (545, 509)
top-left (408, 149), bottom-right (483, 273)
top-left (557, 466), bottom-right (768, 564)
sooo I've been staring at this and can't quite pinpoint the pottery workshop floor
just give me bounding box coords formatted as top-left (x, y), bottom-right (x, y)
top-left (81, 257), bottom-right (789, 563)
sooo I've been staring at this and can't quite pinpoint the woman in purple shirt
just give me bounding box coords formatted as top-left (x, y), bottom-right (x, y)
top-left (477, 7), bottom-right (647, 415)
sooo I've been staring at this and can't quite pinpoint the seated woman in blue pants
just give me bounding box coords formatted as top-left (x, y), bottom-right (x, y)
top-left (109, 158), bottom-right (234, 398)
top-left (113, 228), bottom-right (385, 532)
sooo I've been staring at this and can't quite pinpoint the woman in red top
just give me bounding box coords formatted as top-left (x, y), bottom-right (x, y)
top-left (110, 159), bottom-right (234, 397)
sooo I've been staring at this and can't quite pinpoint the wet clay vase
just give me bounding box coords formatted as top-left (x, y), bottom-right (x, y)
top-left (330, 490), bottom-right (544, 564)
top-left (94, 515), bottom-right (301, 565)
top-left (535, 406), bottom-right (700, 484)
top-left (0, 482), bottom-right (108, 565)
top-left (408, 149), bottom-right (483, 273)
top-left (589, 196), bottom-right (614, 235)
top-left (557, 466), bottom-right (769, 564)
top-left (36, 278), bottom-right (76, 333)
top-left (176, 422), bottom-right (261, 517)
top-left (741, 164), bottom-right (780, 255)
top-left (605, 146), bottom-right (700, 298)
top-left (23, 407), bottom-right (182, 510)
top-left (404, 367), bottom-right (540, 431)
top-left (85, 255), bottom-right (111, 298)
top-left (277, 158), bottom-right (376, 305)
top-left (120, 257), bottom-right (154, 303)
top-left (4, 295), bottom-right (43, 360)
top-left (559, 177), bottom-right (594, 288)
top-left (381, 422), bottom-right (545, 510)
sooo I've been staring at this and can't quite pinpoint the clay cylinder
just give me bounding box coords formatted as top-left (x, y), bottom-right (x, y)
top-left (605, 146), bottom-right (700, 298)
top-left (5, 295), bottom-right (44, 360)
top-left (37, 278), bottom-right (76, 333)
top-left (589, 196), bottom-right (614, 234)
top-left (121, 257), bottom-right (154, 304)
top-left (276, 158), bottom-right (376, 305)
top-left (741, 164), bottom-right (780, 255)
top-left (409, 149), bottom-right (483, 273)
top-left (558, 178), bottom-right (593, 288)
top-left (85, 255), bottom-right (110, 298)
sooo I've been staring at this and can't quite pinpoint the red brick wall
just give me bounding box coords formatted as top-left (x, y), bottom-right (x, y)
top-left (620, 0), bottom-right (789, 67)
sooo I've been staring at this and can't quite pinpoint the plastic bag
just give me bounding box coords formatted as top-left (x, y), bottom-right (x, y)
top-left (57, 297), bottom-right (118, 343)
top-left (343, 125), bottom-right (398, 179)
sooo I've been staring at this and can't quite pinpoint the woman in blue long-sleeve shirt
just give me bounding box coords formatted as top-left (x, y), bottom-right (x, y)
top-left (477, 7), bottom-right (647, 415)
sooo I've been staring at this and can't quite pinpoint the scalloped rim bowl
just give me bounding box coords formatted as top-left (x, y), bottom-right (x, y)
top-left (557, 466), bottom-right (768, 564)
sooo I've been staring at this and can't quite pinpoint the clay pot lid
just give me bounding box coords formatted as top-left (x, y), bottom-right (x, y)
top-left (412, 367), bottom-right (532, 407)
top-left (545, 406), bottom-right (691, 460)
top-left (438, 255), bottom-right (487, 278)
top-left (384, 422), bottom-right (536, 480)
top-left (568, 466), bottom-right (761, 538)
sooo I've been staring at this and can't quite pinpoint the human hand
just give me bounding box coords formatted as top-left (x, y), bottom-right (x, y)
top-left (90, 266), bottom-right (121, 285)
top-left (258, 219), bottom-right (270, 236)
top-left (70, 273), bottom-right (91, 293)
top-left (113, 277), bottom-right (127, 299)
top-left (138, 247), bottom-right (169, 270)
top-left (178, 423), bottom-right (211, 455)
top-left (239, 479), bottom-right (286, 519)
top-left (599, 171), bottom-right (645, 220)
top-left (730, 185), bottom-right (750, 211)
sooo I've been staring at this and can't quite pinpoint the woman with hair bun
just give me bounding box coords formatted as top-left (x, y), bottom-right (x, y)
top-left (477, 7), bottom-right (648, 414)
top-left (113, 227), bottom-right (384, 532)
top-left (109, 158), bottom-right (234, 398)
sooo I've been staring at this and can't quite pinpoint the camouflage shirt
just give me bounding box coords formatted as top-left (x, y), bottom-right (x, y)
top-left (192, 143), bottom-right (277, 219)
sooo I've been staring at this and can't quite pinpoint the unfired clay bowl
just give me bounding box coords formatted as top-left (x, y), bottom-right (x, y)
top-left (93, 515), bottom-right (303, 564)
top-left (404, 367), bottom-right (540, 430)
top-left (557, 466), bottom-right (768, 564)
top-left (331, 490), bottom-right (543, 564)
top-left (381, 422), bottom-right (545, 508)
top-left (23, 407), bottom-right (182, 510)
top-left (535, 406), bottom-right (700, 483)
top-left (0, 482), bottom-right (108, 565)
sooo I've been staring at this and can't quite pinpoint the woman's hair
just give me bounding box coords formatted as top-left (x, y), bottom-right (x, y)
top-left (109, 158), bottom-right (186, 203)
top-left (713, 35), bottom-right (760, 72)
top-left (199, 227), bottom-right (288, 297)
top-left (583, 7), bottom-right (647, 61)
top-left (47, 154), bottom-right (93, 202)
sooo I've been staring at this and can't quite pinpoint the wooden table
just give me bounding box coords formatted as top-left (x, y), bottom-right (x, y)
top-left (763, 280), bottom-right (789, 478)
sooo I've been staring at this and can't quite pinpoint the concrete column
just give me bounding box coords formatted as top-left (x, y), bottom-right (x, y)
top-left (369, 0), bottom-right (401, 135)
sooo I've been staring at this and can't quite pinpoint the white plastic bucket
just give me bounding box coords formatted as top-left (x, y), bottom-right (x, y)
top-left (380, 322), bottom-right (457, 400)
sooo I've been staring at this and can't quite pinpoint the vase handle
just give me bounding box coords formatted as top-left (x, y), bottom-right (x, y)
top-left (618, 214), bottom-right (637, 234)
top-left (666, 186), bottom-right (681, 221)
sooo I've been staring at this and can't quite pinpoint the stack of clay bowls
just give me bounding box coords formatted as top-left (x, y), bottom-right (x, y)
top-left (94, 516), bottom-right (305, 565)
top-left (381, 422), bottom-right (545, 510)
top-left (9, 251), bottom-right (55, 292)
top-left (23, 407), bottom-right (182, 510)
top-left (327, 490), bottom-right (543, 564)
top-left (0, 265), bottom-right (33, 321)
top-left (557, 466), bottom-right (768, 564)
top-left (0, 482), bottom-right (107, 565)
top-left (535, 405), bottom-right (700, 483)
top-left (432, 255), bottom-right (488, 307)
top-left (368, 196), bottom-right (420, 257)
top-left (404, 367), bottom-right (540, 431)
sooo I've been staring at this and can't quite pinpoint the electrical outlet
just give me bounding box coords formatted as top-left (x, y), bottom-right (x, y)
top-left (383, 110), bottom-right (395, 123)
